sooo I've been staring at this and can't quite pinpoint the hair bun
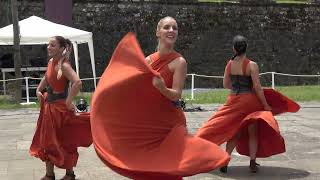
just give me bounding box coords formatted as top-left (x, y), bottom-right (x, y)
top-left (232, 35), bottom-right (247, 59)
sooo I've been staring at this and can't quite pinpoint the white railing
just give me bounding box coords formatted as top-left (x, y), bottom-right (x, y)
top-left (0, 77), bottom-right (100, 105)
top-left (186, 72), bottom-right (320, 100)
top-left (1, 72), bottom-right (320, 104)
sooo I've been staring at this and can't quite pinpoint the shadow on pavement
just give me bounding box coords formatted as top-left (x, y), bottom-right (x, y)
top-left (212, 166), bottom-right (310, 180)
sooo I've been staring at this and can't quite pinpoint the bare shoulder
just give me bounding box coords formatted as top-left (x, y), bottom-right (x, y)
top-left (169, 56), bottom-right (187, 72)
top-left (172, 57), bottom-right (187, 71)
top-left (249, 60), bottom-right (258, 69)
top-left (248, 60), bottom-right (260, 75)
top-left (61, 61), bottom-right (72, 71)
top-left (174, 56), bottom-right (187, 66)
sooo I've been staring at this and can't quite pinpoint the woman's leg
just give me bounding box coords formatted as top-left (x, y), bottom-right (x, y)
top-left (248, 122), bottom-right (259, 173)
top-left (61, 168), bottom-right (75, 180)
top-left (66, 168), bottom-right (74, 174)
top-left (248, 122), bottom-right (257, 160)
top-left (226, 136), bottom-right (239, 155)
top-left (46, 161), bottom-right (54, 175)
top-left (220, 134), bottom-right (240, 173)
top-left (40, 161), bottom-right (54, 180)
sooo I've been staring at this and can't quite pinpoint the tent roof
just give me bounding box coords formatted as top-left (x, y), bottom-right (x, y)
top-left (0, 16), bottom-right (92, 45)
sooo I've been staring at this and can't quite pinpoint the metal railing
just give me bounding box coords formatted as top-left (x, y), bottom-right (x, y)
top-left (1, 72), bottom-right (320, 104)
top-left (186, 72), bottom-right (320, 100)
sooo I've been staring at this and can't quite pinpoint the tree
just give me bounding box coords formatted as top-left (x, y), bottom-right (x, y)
top-left (11, 0), bottom-right (22, 103)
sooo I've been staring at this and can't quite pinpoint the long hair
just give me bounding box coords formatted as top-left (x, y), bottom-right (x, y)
top-left (53, 36), bottom-right (72, 79)
top-left (231, 35), bottom-right (247, 60)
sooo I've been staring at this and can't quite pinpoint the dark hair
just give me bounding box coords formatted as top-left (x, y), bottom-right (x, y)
top-left (53, 36), bottom-right (72, 49)
top-left (231, 35), bottom-right (247, 60)
top-left (66, 39), bottom-right (72, 48)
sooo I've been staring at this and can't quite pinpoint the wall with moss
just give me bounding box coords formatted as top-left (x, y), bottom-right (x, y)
top-left (1, 1), bottom-right (319, 88)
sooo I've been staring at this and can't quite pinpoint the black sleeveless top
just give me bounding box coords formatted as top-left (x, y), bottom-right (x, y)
top-left (230, 75), bottom-right (253, 94)
top-left (226, 59), bottom-right (253, 95)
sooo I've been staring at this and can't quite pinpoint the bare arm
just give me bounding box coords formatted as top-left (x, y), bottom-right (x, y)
top-left (223, 64), bottom-right (231, 89)
top-left (250, 62), bottom-right (271, 111)
top-left (152, 57), bottom-right (187, 101)
top-left (62, 62), bottom-right (82, 110)
top-left (36, 76), bottom-right (48, 101)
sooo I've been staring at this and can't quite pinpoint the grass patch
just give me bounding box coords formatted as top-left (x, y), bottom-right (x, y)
top-left (0, 85), bottom-right (319, 109)
top-left (183, 89), bottom-right (229, 104)
top-left (0, 92), bottom-right (91, 109)
top-left (73, 92), bottom-right (92, 104)
top-left (275, 85), bottom-right (320, 102)
top-left (275, 0), bottom-right (310, 4)
top-left (0, 96), bottom-right (38, 109)
top-left (183, 85), bottom-right (320, 104)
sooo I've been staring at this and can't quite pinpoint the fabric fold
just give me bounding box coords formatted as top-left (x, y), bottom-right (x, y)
top-left (30, 93), bottom-right (92, 169)
top-left (91, 32), bottom-right (230, 179)
top-left (196, 88), bottom-right (300, 158)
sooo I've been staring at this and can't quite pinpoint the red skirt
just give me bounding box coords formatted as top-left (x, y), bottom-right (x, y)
top-left (196, 90), bottom-right (300, 157)
top-left (29, 93), bottom-right (92, 169)
top-left (90, 33), bottom-right (230, 180)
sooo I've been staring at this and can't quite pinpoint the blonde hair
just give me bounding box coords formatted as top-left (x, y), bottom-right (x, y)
top-left (155, 16), bottom-right (176, 51)
top-left (56, 58), bottom-right (64, 80)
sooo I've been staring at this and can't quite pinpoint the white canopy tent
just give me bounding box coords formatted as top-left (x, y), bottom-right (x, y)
top-left (0, 15), bottom-right (97, 88)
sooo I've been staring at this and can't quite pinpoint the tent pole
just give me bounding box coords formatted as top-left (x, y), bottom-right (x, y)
top-left (72, 42), bottom-right (80, 76)
top-left (88, 38), bottom-right (97, 89)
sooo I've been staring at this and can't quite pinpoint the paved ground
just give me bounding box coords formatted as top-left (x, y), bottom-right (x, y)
top-left (0, 102), bottom-right (319, 180)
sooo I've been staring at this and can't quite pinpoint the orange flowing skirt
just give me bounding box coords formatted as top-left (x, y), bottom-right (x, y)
top-left (29, 93), bottom-right (92, 169)
top-left (91, 33), bottom-right (230, 180)
top-left (196, 89), bottom-right (300, 157)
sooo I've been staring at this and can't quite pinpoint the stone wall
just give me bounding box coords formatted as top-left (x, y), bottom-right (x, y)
top-left (1, 1), bottom-right (320, 88)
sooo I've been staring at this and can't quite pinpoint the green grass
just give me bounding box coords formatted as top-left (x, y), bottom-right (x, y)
top-left (0, 85), bottom-right (319, 109)
top-left (0, 92), bottom-right (92, 109)
top-left (183, 85), bottom-right (320, 104)
top-left (275, 86), bottom-right (320, 102)
top-left (73, 92), bottom-right (92, 104)
top-left (183, 89), bottom-right (229, 104)
top-left (0, 96), bottom-right (38, 109)
top-left (275, 0), bottom-right (310, 4)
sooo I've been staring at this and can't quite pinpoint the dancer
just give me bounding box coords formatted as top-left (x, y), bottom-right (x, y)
top-left (90, 17), bottom-right (230, 180)
top-left (196, 35), bottom-right (300, 173)
top-left (30, 36), bottom-right (92, 180)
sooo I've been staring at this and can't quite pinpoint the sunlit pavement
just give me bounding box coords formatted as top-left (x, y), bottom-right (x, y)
top-left (0, 102), bottom-right (319, 180)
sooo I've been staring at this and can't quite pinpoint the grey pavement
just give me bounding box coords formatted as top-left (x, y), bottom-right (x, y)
top-left (0, 102), bottom-right (319, 180)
